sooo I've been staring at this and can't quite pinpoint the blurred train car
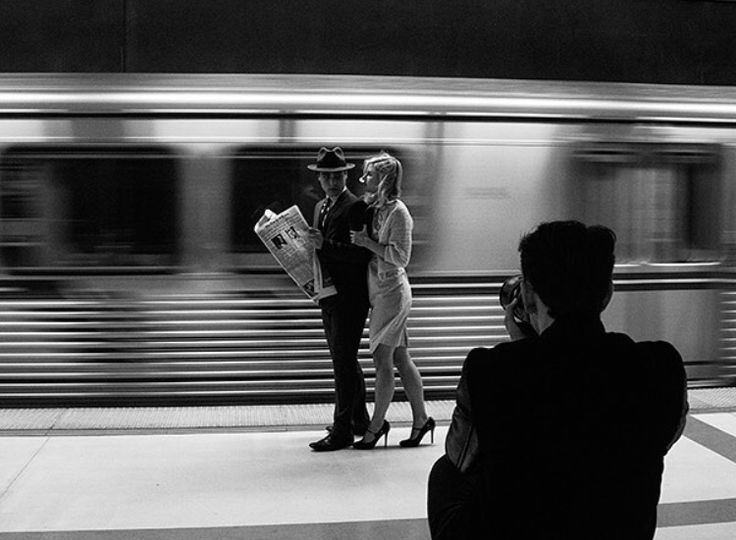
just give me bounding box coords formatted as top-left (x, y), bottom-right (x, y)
top-left (0, 74), bottom-right (734, 406)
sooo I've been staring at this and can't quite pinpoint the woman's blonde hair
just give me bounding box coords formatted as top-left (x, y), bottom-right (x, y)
top-left (363, 151), bottom-right (403, 207)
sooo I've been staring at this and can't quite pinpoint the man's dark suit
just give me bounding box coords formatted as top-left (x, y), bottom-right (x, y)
top-left (314, 189), bottom-right (372, 439)
top-left (428, 314), bottom-right (688, 540)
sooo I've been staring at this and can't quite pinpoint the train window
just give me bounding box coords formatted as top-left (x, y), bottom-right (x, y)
top-left (230, 147), bottom-right (398, 256)
top-left (572, 144), bottom-right (721, 263)
top-left (0, 146), bottom-right (179, 269)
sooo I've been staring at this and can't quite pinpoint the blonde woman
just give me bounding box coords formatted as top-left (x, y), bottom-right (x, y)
top-left (350, 152), bottom-right (434, 449)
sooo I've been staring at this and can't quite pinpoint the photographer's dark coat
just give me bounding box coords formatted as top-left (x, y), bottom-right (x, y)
top-left (429, 314), bottom-right (688, 540)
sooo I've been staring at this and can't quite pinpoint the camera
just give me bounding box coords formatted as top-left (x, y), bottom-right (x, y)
top-left (499, 274), bottom-right (528, 322)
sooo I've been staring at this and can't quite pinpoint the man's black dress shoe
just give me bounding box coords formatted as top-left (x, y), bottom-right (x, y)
top-left (309, 433), bottom-right (353, 452)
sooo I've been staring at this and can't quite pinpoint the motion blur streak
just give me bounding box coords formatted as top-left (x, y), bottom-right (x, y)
top-left (0, 74), bottom-right (733, 407)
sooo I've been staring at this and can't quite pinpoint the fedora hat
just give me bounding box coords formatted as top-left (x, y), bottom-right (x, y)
top-left (307, 147), bottom-right (355, 172)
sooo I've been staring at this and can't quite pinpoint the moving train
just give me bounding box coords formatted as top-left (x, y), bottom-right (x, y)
top-left (0, 74), bottom-right (734, 406)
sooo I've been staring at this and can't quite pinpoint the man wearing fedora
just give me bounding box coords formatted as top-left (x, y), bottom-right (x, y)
top-left (306, 147), bottom-right (372, 451)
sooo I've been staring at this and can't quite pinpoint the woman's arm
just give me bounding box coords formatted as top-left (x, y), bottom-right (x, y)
top-left (349, 228), bottom-right (382, 256)
top-left (350, 203), bottom-right (413, 266)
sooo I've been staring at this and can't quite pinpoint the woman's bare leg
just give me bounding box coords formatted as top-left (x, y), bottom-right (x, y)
top-left (393, 346), bottom-right (428, 428)
top-left (364, 343), bottom-right (395, 441)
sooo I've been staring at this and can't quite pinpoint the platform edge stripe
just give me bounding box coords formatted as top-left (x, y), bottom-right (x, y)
top-left (683, 415), bottom-right (736, 465)
top-left (658, 497), bottom-right (736, 527)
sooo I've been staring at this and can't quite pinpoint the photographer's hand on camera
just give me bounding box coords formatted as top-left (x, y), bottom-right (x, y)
top-left (504, 298), bottom-right (536, 341)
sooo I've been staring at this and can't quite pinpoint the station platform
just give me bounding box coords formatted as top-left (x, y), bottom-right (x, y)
top-left (1, 388), bottom-right (735, 539)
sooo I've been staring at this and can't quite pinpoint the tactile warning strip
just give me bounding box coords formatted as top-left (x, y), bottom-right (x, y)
top-left (0, 388), bottom-right (733, 432)
top-left (687, 387), bottom-right (736, 411)
top-left (0, 400), bottom-right (456, 432)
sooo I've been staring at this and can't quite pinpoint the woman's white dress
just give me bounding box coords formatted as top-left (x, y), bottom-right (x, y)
top-left (367, 199), bottom-right (413, 353)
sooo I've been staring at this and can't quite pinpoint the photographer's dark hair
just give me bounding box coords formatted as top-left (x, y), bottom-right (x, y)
top-left (519, 221), bottom-right (615, 318)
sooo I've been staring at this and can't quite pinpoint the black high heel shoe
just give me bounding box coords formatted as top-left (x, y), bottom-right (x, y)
top-left (353, 420), bottom-right (390, 450)
top-left (399, 417), bottom-right (435, 447)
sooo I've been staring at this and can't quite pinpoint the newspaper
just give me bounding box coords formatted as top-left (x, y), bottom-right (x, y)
top-left (254, 205), bottom-right (337, 302)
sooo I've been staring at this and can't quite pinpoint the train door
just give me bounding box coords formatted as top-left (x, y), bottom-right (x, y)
top-left (571, 141), bottom-right (723, 384)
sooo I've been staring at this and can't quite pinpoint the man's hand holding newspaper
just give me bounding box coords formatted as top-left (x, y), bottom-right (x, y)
top-left (254, 205), bottom-right (337, 302)
top-left (304, 227), bottom-right (324, 250)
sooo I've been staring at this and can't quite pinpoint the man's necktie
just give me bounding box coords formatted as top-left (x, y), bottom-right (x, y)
top-left (319, 198), bottom-right (331, 231)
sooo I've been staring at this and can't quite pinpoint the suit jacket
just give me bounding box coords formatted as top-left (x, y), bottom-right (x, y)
top-left (313, 189), bottom-right (371, 303)
top-left (458, 314), bottom-right (688, 539)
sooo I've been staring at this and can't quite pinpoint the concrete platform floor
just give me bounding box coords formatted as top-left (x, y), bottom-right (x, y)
top-left (0, 389), bottom-right (735, 539)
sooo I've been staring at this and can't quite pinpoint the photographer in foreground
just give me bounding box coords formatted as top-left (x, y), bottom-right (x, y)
top-left (427, 221), bottom-right (688, 540)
